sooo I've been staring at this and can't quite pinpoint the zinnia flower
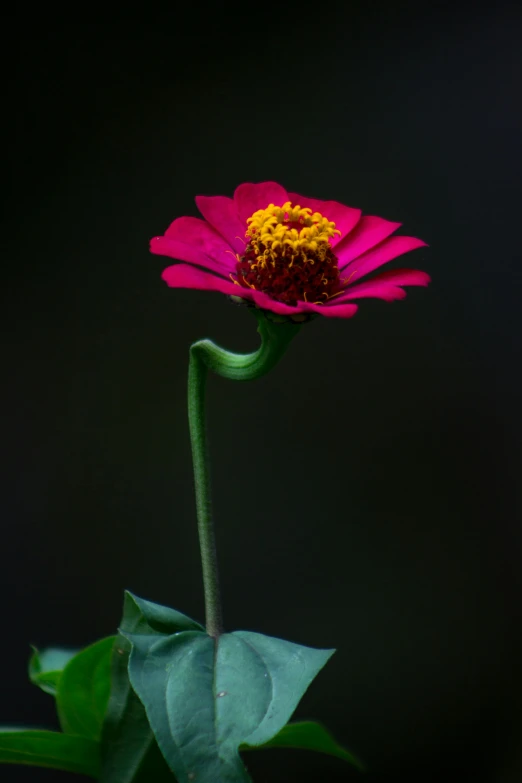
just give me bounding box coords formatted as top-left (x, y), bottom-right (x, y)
top-left (151, 181), bottom-right (429, 321)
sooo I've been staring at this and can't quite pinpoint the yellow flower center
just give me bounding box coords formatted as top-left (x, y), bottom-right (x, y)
top-left (245, 201), bottom-right (340, 267)
top-left (233, 202), bottom-right (342, 308)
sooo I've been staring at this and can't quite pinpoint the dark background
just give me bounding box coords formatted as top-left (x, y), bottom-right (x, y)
top-left (2, 3), bottom-right (522, 781)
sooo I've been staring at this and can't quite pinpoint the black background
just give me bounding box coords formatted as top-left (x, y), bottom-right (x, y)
top-left (2, 3), bottom-right (522, 782)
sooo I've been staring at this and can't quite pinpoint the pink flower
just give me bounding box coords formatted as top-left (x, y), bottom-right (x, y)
top-left (151, 181), bottom-right (429, 321)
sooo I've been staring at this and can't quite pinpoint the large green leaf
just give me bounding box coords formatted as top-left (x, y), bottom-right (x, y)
top-left (29, 646), bottom-right (78, 696)
top-left (0, 729), bottom-right (99, 777)
top-left (124, 624), bottom-right (334, 783)
top-left (100, 592), bottom-right (202, 783)
top-left (57, 636), bottom-right (116, 740)
top-left (243, 720), bottom-right (366, 771)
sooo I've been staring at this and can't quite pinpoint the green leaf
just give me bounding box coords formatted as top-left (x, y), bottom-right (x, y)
top-left (243, 720), bottom-right (366, 771)
top-left (0, 729), bottom-right (100, 777)
top-left (101, 680), bottom-right (173, 783)
top-left (124, 624), bottom-right (334, 783)
top-left (57, 636), bottom-right (116, 740)
top-left (29, 646), bottom-right (78, 696)
top-left (100, 592), bottom-right (202, 783)
top-left (121, 591), bottom-right (204, 636)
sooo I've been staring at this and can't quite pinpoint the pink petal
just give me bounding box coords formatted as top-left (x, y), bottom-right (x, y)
top-left (245, 289), bottom-right (308, 315)
top-left (161, 263), bottom-right (249, 296)
top-left (340, 236), bottom-right (428, 282)
top-left (164, 216), bottom-right (238, 271)
top-left (243, 291), bottom-right (358, 319)
top-left (195, 195), bottom-right (246, 255)
top-left (234, 181), bottom-right (289, 225)
top-left (287, 191), bottom-right (361, 247)
top-left (334, 282), bottom-right (408, 302)
top-left (235, 287), bottom-right (336, 316)
top-left (335, 215), bottom-right (402, 266)
top-left (359, 268), bottom-right (431, 286)
top-left (151, 236), bottom-right (233, 278)
top-left (332, 268), bottom-right (431, 304)
top-left (300, 302), bottom-right (359, 319)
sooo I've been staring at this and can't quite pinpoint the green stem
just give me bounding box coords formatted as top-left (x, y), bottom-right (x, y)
top-left (187, 310), bottom-right (301, 638)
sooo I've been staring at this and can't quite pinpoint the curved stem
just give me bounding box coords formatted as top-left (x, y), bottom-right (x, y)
top-left (187, 311), bottom-right (301, 637)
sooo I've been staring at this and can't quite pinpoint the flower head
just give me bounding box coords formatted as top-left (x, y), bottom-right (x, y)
top-left (151, 181), bottom-right (429, 321)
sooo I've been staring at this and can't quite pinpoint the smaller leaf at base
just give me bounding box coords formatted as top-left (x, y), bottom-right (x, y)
top-left (57, 636), bottom-right (116, 740)
top-left (29, 646), bottom-right (78, 696)
top-left (121, 591), bottom-right (204, 636)
top-left (0, 729), bottom-right (100, 778)
top-left (242, 720), bottom-right (366, 772)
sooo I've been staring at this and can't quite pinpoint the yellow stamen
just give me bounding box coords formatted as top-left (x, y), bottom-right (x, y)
top-left (324, 289), bottom-right (347, 301)
top-left (245, 201), bottom-right (340, 266)
top-left (225, 249), bottom-right (241, 263)
top-left (229, 272), bottom-right (255, 289)
top-left (341, 269), bottom-right (358, 285)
